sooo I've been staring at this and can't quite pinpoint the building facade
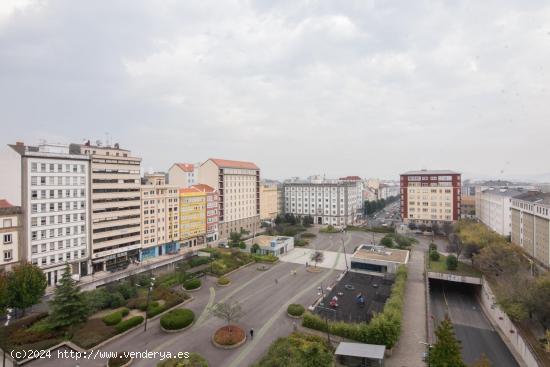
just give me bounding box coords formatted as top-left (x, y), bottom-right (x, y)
top-left (191, 184), bottom-right (219, 245)
top-left (283, 177), bottom-right (362, 226)
top-left (6, 143), bottom-right (91, 286)
top-left (0, 200), bottom-right (22, 272)
top-left (179, 187), bottom-right (207, 251)
top-left (476, 188), bottom-right (523, 237)
top-left (78, 142), bottom-right (142, 273)
top-left (260, 182), bottom-right (279, 220)
top-left (140, 173), bottom-right (180, 261)
top-left (511, 192), bottom-right (550, 268)
top-left (199, 159), bottom-right (260, 239)
top-left (168, 163), bottom-right (199, 188)
top-left (400, 170), bottom-right (461, 225)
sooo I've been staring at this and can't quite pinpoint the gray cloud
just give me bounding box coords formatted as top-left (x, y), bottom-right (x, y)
top-left (1, 0), bottom-right (549, 180)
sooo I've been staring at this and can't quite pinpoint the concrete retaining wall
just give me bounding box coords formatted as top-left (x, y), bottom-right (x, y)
top-left (427, 271), bottom-right (482, 285)
top-left (479, 279), bottom-right (542, 367)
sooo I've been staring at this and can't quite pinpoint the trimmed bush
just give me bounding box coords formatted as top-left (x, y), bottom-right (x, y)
top-left (429, 243), bottom-right (437, 251)
top-left (102, 308), bottom-right (130, 326)
top-left (217, 276), bottom-right (231, 285)
top-left (429, 249), bottom-right (440, 261)
top-left (189, 256), bottom-right (210, 268)
top-left (253, 254), bottom-right (278, 263)
top-left (160, 308), bottom-right (195, 330)
top-left (183, 278), bottom-right (201, 290)
top-left (446, 255), bottom-right (458, 270)
top-left (108, 353), bottom-right (132, 367)
top-left (287, 304), bottom-right (305, 317)
top-left (294, 239), bottom-right (309, 247)
top-left (157, 352), bottom-right (208, 367)
top-left (301, 232), bottom-right (316, 238)
top-left (109, 292), bottom-right (126, 309)
top-left (115, 316), bottom-right (143, 333)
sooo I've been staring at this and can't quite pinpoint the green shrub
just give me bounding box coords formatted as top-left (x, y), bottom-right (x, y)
top-left (446, 255), bottom-right (458, 270)
top-left (157, 352), bottom-right (208, 367)
top-left (253, 254), bottom-right (279, 263)
top-left (430, 249), bottom-right (440, 261)
top-left (183, 278), bottom-right (201, 290)
top-left (254, 333), bottom-right (332, 367)
top-left (116, 282), bottom-right (138, 300)
top-left (429, 243), bottom-right (437, 251)
top-left (83, 289), bottom-right (112, 313)
top-left (102, 308), bottom-right (129, 326)
top-left (108, 292), bottom-right (126, 309)
top-left (301, 232), bottom-right (316, 238)
top-left (380, 235), bottom-right (394, 248)
top-left (189, 256), bottom-right (210, 268)
top-left (294, 239), bottom-right (309, 247)
top-left (115, 316), bottom-right (144, 333)
top-left (287, 304), bottom-right (305, 317)
top-left (160, 308), bottom-right (195, 330)
top-left (217, 276), bottom-right (230, 285)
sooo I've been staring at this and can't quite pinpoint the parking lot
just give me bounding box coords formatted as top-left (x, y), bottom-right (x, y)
top-left (315, 271), bottom-right (394, 323)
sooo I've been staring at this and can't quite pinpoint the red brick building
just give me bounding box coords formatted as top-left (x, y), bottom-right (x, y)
top-left (400, 170), bottom-right (461, 225)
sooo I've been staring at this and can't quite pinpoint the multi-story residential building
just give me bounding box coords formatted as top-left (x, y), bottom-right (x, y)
top-left (283, 176), bottom-right (362, 226)
top-left (192, 184), bottom-right (219, 245)
top-left (511, 191), bottom-right (550, 268)
top-left (260, 182), bottom-right (279, 220)
top-left (2, 142), bottom-right (91, 286)
top-left (362, 187), bottom-right (377, 202)
top-left (140, 173), bottom-right (180, 261)
top-left (0, 200), bottom-right (22, 272)
top-left (378, 183), bottom-right (399, 200)
top-left (77, 142), bottom-right (142, 273)
top-left (199, 159), bottom-right (260, 239)
top-left (168, 162), bottom-right (200, 188)
top-left (179, 187), bottom-right (207, 251)
top-left (476, 187), bottom-right (524, 237)
top-left (400, 170), bottom-right (461, 225)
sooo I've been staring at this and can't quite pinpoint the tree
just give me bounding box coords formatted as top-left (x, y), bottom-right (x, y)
top-left (303, 215), bottom-right (314, 227)
top-left (229, 231), bottom-right (243, 248)
top-left (446, 255), bottom-right (458, 270)
top-left (474, 243), bottom-right (523, 278)
top-left (441, 222), bottom-right (454, 237)
top-left (429, 316), bottom-right (466, 367)
top-left (380, 235), bottom-right (394, 248)
top-left (0, 272), bottom-right (8, 314)
top-left (310, 251), bottom-right (324, 268)
top-left (472, 354), bottom-right (491, 367)
top-left (176, 261), bottom-right (190, 283)
top-left (49, 264), bottom-right (87, 329)
top-left (251, 243), bottom-right (260, 254)
top-left (432, 222), bottom-right (440, 235)
top-left (527, 274), bottom-right (550, 326)
top-left (418, 223), bottom-right (427, 232)
top-left (7, 262), bottom-right (47, 314)
top-left (274, 215), bottom-right (282, 225)
top-left (209, 299), bottom-right (246, 335)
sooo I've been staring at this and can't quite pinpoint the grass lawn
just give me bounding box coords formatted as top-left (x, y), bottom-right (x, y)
top-left (428, 254), bottom-right (482, 277)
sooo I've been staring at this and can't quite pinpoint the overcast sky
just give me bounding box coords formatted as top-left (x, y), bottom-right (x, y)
top-left (1, 1), bottom-right (549, 181)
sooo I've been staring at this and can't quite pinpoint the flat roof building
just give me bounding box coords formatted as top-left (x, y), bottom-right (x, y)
top-left (351, 244), bottom-right (409, 274)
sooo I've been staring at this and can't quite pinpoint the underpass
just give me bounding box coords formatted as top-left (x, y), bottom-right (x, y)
top-left (429, 279), bottom-right (519, 367)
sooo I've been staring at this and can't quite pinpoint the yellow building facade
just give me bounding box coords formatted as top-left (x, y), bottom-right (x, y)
top-left (179, 187), bottom-right (207, 251)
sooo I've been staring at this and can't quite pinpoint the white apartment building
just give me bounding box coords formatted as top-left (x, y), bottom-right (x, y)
top-left (476, 187), bottom-right (524, 237)
top-left (168, 162), bottom-right (200, 188)
top-left (78, 142), bottom-right (142, 273)
top-left (1, 143), bottom-right (91, 286)
top-left (283, 177), bottom-right (362, 226)
top-left (0, 200), bottom-right (22, 272)
top-left (140, 173), bottom-right (180, 261)
top-left (199, 158), bottom-right (260, 239)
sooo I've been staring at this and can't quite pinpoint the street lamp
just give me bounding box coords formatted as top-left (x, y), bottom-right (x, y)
top-left (419, 341), bottom-right (432, 366)
top-left (318, 282), bottom-right (332, 345)
top-left (143, 275), bottom-right (156, 332)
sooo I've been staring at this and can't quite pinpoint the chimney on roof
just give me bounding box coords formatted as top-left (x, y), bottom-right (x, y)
top-left (15, 141), bottom-right (24, 146)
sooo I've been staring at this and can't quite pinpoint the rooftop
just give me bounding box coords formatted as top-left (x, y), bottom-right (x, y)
top-left (401, 169), bottom-right (460, 175)
top-left (335, 342), bottom-right (386, 360)
top-left (512, 191), bottom-right (550, 205)
top-left (0, 200), bottom-right (22, 215)
top-left (208, 158), bottom-right (259, 170)
top-left (352, 245), bottom-right (409, 264)
top-left (245, 235), bottom-right (291, 247)
top-left (190, 184), bottom-right (216, 193)
top-left (0, 199), bottom-right (13, 208)
top-left (481, 187), bottom-right (526, 197)
top-left (179, 187), bottom-right (205, 195)
top-left (174, 163), bottom-right (195, 172)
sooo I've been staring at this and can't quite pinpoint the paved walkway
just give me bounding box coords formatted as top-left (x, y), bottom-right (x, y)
top-left (386, 247), bottom-right (427, 367)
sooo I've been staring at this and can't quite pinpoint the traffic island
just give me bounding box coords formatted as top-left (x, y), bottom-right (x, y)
top-left (211, 325), bottom-right (247, 350)
top-left (159, 308), bottom-right (195, 333)
top-left (107, 354), bottom-right (133, 367)
top-left (306, 266), bottom-right (322, 273)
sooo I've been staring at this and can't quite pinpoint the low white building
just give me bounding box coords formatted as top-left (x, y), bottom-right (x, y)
top-left (350, 244), bottom-right (409, 274)
top-left (246, 235), bottom-right (294, 256)
top-left (476, 187), bottom-right (525, 237)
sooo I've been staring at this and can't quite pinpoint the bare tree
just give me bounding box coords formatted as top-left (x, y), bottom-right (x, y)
top-left (442, 222), bottom-right (454, 237)
top-left (310, 251), bottom-right (324, 268)
top-left (209, 299), bottom-right (246, 334)
top-left (446, 233), bottom-right (466, 259)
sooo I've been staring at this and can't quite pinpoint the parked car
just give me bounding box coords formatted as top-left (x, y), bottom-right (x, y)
top-left (217, 242), bottom-right (229, 249)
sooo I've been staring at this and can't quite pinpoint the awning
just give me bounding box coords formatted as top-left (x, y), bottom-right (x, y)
top-left (335, 342), bottom-right (386, 360)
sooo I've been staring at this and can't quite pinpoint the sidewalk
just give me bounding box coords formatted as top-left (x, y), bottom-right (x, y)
top-left (386, 248), bottom-right (427, 367)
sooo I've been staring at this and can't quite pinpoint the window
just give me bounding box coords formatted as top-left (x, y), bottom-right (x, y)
top-left (4, 250), bottom-right (13, 261)
top-left (3, 234), bottom-right (12, 244)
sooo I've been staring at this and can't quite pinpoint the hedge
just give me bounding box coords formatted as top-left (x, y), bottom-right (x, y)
top-left (217, 276), bottom-right (231, 285)
top-left (108, 353), bottom-right (132, 367)
top-left (253, 254), bottom-right (279, 263)
top-left (160, 308), bottom-right (195, 330)
top-left (102, 308), bottom-right (130, 326)
top-left (115, 316), bottom-right (144, 333)
top-left (302, 265), bottom-right (407, 348)
top-left (287, 304), bottom-right (305, 317)
top-left (183, 278), bottom-right (201, 290)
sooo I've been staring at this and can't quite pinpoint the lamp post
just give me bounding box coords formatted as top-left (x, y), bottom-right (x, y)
top-left (318, 282), bottom-right (332, 345)
top-left (341, 231), bottom-right (349, 272)
top-left (143, 275), bottom-right (156, 332)
top-left (419, 341), bottom-right (432, 366)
